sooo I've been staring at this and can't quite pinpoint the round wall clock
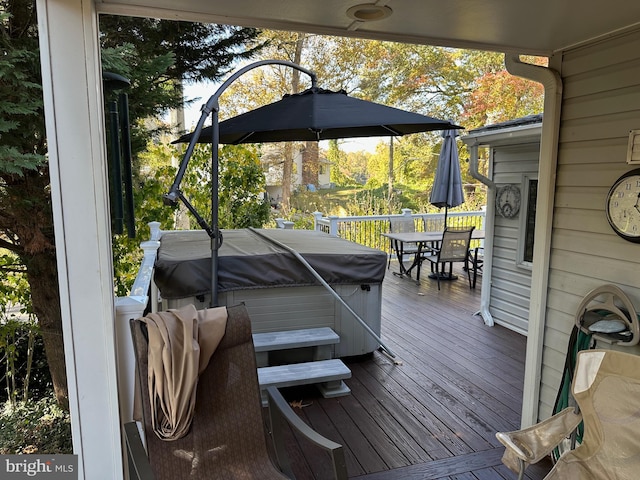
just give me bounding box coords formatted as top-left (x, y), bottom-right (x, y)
top-left (496, 184), bottom-right (521, 218)
top-left (606, 168), bottom-right (640, 243)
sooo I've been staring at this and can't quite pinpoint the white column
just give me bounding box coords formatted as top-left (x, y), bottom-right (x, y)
top-left (37, 0), bottom-right (124, 478)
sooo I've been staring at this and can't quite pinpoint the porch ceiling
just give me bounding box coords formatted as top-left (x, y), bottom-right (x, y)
top-left (97, 0), bottom-right (640, 56)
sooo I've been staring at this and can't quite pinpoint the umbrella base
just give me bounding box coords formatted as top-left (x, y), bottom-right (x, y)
top-left (428, 272), bottom-right (458, 281)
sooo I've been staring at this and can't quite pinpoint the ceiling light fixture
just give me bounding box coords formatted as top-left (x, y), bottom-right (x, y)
top-left (346, 4), bottom-right (393, 22)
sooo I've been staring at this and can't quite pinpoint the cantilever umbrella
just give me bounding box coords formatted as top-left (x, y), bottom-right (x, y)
top-left (173, 87), bottom-right (461, 145)
top-left (429, 128), bottom-right (465, 227)
top-left (170, 75), bottom-right (460, 307)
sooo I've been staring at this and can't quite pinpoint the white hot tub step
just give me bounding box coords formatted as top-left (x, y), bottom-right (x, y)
top-left (257, 359), bottom-right (351, 405)
top-left (253, 327), bottom-right (340, 367)
top-left (253, 327), bottom-right (340, 351)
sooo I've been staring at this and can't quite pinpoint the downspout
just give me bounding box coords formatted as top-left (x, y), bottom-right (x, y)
top-left (467, 144), bottom-right (496, 327)
top-left (504, 54), bottom-right (562, 428)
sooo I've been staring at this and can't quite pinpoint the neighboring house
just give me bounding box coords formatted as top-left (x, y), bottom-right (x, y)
top-left (263, 144), bottom-right (332, 207)
top-left (36, 2), bottom-right (640, 477)
top-left (462, 115), bottom-right (543, 334)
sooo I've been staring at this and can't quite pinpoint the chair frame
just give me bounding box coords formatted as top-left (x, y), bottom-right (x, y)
top-left (125, 305), bottom-right (348, 480)
top-left (468, 246), bottom-right (483, 289)
top-left (416, 226), bottom-right (474, 290)
top-left (125, 386), bottom-right (347, 480)
top-left (496, 349), bottom-right (640, 479)
top-left (387, 216), bottom-right (420, 272)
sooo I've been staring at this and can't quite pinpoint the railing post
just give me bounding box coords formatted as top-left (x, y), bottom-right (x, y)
top-left (399, 208), bottom-right (416, 230)
top-left (328, 215), bottom-right (339, 237)
top-left (312, 211), bottom-right (323, 231)
top-left (148, 221), bottom-right (161, 241)
top-left (276, 218), bottom-right (295, 229)
top-left (115, 222), bottom-right (161, 424)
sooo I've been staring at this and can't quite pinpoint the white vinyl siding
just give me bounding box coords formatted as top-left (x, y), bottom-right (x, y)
top-left (490, 144), bottom-right (540, 333)
top-left (539, 28), bottom-right (640, 420)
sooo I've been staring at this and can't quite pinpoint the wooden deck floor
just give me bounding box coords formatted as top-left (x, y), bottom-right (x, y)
top-left (276, 263), bottom-right (553, 479)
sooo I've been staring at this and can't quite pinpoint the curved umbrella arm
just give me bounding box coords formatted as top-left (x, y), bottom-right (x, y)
top-left (164, 59), bottom-right (317, 204)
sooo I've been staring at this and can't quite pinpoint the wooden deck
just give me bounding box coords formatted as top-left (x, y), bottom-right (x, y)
top-left (276, 263), bottom-right (553, 479)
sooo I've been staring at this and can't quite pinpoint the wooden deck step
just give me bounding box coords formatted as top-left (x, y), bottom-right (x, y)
top-left (257, 359), bottom-right (351, 404)
top-left (253, 327), bottom-right (340, 367)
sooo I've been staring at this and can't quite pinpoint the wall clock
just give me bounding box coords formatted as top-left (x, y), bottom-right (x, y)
top-left (496, 184), bottom-right (521, 218)
top-left (606, 168), bottom-right (640, 243)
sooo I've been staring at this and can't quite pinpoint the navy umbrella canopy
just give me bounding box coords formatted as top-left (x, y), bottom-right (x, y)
top-left (430, 128), bottom-right (465, 227)
top-left (173, 87), bottom-right (461, 145)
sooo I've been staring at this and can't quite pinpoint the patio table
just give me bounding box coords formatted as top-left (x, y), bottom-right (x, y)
top-left (382, 230), bottom-right (485, 280)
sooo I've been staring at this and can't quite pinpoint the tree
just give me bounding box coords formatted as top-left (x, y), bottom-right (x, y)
top-left (0, 2), bottom-right (263, 408)
top-left (1, 3), bottom-right (66, 408)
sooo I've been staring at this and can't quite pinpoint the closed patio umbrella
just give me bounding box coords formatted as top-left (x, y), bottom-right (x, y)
top-left (430, 128), bottom-right (465, 227)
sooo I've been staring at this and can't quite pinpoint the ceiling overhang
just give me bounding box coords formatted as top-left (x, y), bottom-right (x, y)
top-left (96, 0), bottom-right (640, 57)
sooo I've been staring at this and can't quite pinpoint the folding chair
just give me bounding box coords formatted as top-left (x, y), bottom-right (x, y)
top-left (496, 349), bottom-right (640, 479)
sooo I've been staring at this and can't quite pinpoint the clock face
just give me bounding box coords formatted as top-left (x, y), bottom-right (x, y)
top-left (496, 184), bottom-right (521, 218)
top-left (606, 168), bottom-right (640, 242)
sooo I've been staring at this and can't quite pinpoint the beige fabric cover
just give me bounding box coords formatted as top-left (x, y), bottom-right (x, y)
top-left (131, 304), bottom-right (290, 479)
top-left (497, 349), bottom-right (640, 479)
top-left (140, 304), bottom-right (227, 440)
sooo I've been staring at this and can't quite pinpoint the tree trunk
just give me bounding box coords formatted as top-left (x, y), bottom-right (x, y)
top-left (7, 170), bottom-right (69, 410)
top-left (280, 32), bottom-right (307, 213)
top-left (302, 141), bottom-right (319, 187)
top-left (281, 143), bottom-right (293, 213)
top-left (25, 250), bottom-right (68, 410)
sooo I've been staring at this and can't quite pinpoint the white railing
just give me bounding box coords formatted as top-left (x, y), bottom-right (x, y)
top-left (114, 221), bottom-right (162, 423)
top-left (312, 208), bottom-right (486, 252)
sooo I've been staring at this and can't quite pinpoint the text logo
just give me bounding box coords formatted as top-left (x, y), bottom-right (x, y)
top-left (1, 455), bottom-right (77, 479)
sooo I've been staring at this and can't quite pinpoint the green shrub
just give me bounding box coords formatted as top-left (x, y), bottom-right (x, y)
top-left (0, 396), bottom-right (72, 454)
top-left (0, 320), bottom-right (52, 403)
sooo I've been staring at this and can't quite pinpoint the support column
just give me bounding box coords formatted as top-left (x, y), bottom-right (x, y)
top-left (37, 0), bottom-right (123, 477)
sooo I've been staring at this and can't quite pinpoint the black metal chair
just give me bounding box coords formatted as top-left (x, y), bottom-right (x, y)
top-left (416, 227), bottom-right (475, 290)
top-left (388, 216), bottom-right (420, 271)
top-left (468, 246), bottom-right (484, 289)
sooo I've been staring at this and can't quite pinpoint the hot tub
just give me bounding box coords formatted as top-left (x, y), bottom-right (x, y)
top-left (153, 228), bottom-right (386, 357)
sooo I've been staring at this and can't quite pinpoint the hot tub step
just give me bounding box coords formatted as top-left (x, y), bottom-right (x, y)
top-left (253, 327), bottom-right (340, 367)
top-left (257, 359), bottom-right (351, 405)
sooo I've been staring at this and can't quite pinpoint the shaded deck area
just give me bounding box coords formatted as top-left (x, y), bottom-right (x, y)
top-left (278, 263), bottom-right (553, 479)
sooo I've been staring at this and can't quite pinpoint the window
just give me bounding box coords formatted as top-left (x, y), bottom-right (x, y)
top-left (518, 176), bottom-right (538, 267)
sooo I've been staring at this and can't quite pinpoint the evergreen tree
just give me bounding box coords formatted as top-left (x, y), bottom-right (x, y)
top-left (0, 2), bottom-right (262, 408)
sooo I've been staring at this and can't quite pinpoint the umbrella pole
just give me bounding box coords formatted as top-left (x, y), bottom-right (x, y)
top-left (210, 110), bottom-right (220, 307)
top-left (164, 60), bottom-right (319, 308)
top-left (249, 228), bottom-right (402, 365)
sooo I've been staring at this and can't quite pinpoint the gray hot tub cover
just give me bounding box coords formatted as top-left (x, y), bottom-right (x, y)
top-left (154, 229), bottom-right (387, 300)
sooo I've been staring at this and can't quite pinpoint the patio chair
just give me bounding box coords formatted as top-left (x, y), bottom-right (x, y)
top-left (125, 303), bottom-right (348, 480)
top-left (416, 226), bottom-right (474, 290)
top-left (496, 349), bottom-right (640, 480)
top-left (388, 216), bottom-right (420, 270)
top-left (468, 246), bottom-right (483, 289)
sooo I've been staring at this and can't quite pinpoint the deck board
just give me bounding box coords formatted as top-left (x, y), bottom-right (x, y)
top-left (274, 262), bottom-right (553, 479)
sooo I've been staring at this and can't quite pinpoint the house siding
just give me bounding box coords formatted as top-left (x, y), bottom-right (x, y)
top-left (540, 28), bottom-right (640, 419)
top-left (490, 144), bottom-right (540, 333)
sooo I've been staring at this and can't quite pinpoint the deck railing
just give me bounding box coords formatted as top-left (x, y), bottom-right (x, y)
top-left (312, 208), bottom-right (486, 252)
